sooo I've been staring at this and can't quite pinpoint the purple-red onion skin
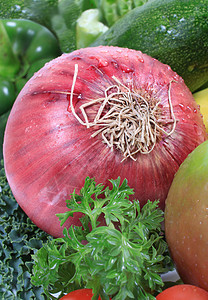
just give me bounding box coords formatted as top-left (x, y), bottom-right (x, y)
top-left (3, 46), bottom-right (207, 237)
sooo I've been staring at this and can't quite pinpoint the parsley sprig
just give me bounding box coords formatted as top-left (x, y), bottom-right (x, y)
top-left (31, 177), bottom-right (173, 299)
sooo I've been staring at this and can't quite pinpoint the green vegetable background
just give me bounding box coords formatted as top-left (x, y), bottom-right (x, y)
top-left (0, 164), bottom-right (51, 299)
top-left (0, 0), bottom-right (207, 299)
top-left (0, 0), bottom-right (149, 52)
top-left (0, 18), bottom-right (61, 116)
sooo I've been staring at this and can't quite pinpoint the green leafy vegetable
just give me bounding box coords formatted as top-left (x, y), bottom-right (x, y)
top-left (51, 0), bottom-right (87, 53)
top-left (98, 0), bottom-right (149, 27)
top-left (76, 9), bottom-right (109, 49)
top-left (0, 0), bottom-right (150, 52)
top-left (0, 164), bottom-right (51, 299)
top-left (32, 177), bottom-right (173, 300)
top-left (0, 0), bottom-right (25, 19)
top-left (15, 0), bottom-right (98, 53)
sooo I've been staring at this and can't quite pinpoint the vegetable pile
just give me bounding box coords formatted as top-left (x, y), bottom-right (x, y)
top-left (0, 0), bottom-right (208, 299)
top-left (0, 0), bottom-right (150, 53)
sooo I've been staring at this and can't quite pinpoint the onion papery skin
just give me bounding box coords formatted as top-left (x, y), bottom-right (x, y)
top-left (3, 46), bottom-right (207, 237)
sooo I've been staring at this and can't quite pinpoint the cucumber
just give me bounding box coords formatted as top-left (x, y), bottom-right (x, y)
top-left (92, 0), bottom-right (208, 92)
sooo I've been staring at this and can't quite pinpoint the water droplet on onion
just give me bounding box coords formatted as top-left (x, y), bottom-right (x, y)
top-left (138, 57), bottom-right (144, 63)
top-left (120, 64), bottom-right (134, 73)
top-left (98, 59), bottom-right (108, 68)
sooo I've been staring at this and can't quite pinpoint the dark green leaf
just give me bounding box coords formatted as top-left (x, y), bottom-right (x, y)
top-left (0, 163), bottom-right (51, 299)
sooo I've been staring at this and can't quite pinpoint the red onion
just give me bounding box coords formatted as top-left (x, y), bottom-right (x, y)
top-left (3, 46), bottom-right (207, 237)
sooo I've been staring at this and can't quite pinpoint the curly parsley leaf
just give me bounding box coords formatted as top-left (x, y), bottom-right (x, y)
top-left (57, 177), bottom-right (134, 230)
top-left (32, 176), bottom-right (174, 299)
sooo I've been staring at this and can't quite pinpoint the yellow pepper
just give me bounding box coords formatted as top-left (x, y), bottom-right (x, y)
top-left (193, 88), bottom-right (208, 133)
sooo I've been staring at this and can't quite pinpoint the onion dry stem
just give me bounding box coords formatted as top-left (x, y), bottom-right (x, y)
top-left (70, 64), bottom-right (176, 161)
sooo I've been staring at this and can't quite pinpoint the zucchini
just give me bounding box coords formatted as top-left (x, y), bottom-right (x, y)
top-left (92, 0), bottom-right (208, 92)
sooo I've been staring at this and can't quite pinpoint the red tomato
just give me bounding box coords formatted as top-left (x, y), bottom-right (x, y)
top-left (60, 289), bottom-right (102, 300)
top-left (156, 285), bottom-right (208, 300)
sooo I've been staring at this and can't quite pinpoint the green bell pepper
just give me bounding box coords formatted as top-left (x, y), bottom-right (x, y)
top-left (0, 18), bottom-right (62, 115)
